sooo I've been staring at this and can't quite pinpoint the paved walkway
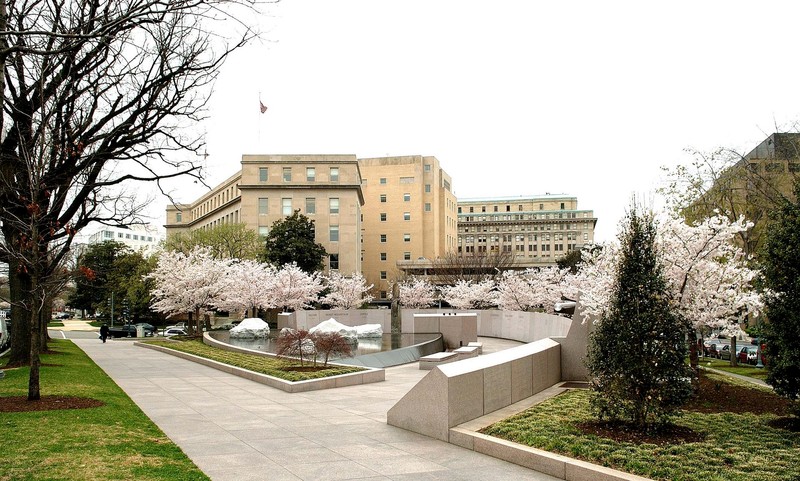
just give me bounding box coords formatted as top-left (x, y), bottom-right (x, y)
top-left (74, 337), bottom-right (559, 481)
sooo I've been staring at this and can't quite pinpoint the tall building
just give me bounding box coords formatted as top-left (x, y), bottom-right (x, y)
top-left (358, 156), bottom-right (458, 299)
top-left (457, 194), bottom-right (596, 267)
top-left (165, 155), bottom-right (364, 274)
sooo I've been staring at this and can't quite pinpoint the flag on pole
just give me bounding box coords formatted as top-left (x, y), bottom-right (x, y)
top-left (259, 100), bottom-right (268, 114)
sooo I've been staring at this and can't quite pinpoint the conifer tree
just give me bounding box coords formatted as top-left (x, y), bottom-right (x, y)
top-left (761, 181), bottom-right (800, 413)
top-left (586, 205), bottom-right (694, 429)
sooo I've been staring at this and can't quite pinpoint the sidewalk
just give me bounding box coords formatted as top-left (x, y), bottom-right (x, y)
top-left (75, 338), bottom-right (559, 481)
top-left (52, 319), bottom-right (98, 332)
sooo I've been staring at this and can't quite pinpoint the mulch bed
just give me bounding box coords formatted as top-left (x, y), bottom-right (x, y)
top-left (0, 396), bottom-right (104, 413)
top-left (576, 375), bottom-right (798, 443)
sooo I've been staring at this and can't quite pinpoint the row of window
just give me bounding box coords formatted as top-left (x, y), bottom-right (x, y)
top-left (100, 231), bottom-right (155, 242)
top-left (379, 233), bottom-right (412, 242)
top-left (378, 252), bottom-right (415, 261)
top-left (258, 166), bottom-right (340, 183)
top-left (459, 202), bottom-right (570, 214)
top-left (459, 243), bottom-right (578, 254)
top-left (460, 212), bottom-right (590, 222)
top-left (461, 232), bottom-right (590, 244)
top-left (459, 222), bottom-right (592, 233)
top-left (258, 197), bottom-right (340, 216)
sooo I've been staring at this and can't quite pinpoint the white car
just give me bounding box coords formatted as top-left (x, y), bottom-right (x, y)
top-left (162, 328), bottom-right (188, 337)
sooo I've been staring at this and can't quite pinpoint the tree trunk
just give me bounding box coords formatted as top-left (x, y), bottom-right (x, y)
top-left (688, 330), bottom-right (700, 392)
top-left (7, 261), bottom-right (32, 366)
top-left (27, 284), bottom-right (41, 401)
top-left (730, 336), bottom-right (737, 367)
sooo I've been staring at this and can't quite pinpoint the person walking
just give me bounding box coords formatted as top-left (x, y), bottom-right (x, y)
top-left (100, 323), bottom-right (109, 343)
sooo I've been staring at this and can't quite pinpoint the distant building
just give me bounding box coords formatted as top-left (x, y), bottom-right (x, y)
top-left (165, 155), bottom-right (364, 275)
top-left (457, 194), bottom-right (596, 268)
top-left (87, 224), bottom-right (164, 254)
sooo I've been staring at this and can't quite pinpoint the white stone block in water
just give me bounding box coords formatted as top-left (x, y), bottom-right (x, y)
top-left (229, 318), bottom-right (270, 338)
top-left (354, 323), bottom-right (383, 338)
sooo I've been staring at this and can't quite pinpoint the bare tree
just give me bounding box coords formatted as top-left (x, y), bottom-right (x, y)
top-left (430, 251), bottom-right (514, 285)
top-left (0, 0), bottom-right (265, 400)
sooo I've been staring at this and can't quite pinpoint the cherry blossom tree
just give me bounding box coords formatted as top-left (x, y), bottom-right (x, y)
top-left (393, 278), bottom-right (436, 309)
top-left (271, 263), bottom-right (324, 312)
top-left (321, 272), bottom-right (373, 309)
top-left (149, 247), bottom-right (230, 335)
top-left (567, 213), bottom-right (762, 337)
top-left (441, 279), bottom-right (496, 309)
top-left (494, 267), bottom-right (569, 312)
top-left (215, 260), bottom-right (277, 318)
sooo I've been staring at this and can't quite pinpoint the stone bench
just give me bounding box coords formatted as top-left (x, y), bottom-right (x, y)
top-left (419, 351), bottom-right (459, 370)
top-left (453, 346), bottom-right (479, 360)
top-left (467, 342), bottom-right (483, 354)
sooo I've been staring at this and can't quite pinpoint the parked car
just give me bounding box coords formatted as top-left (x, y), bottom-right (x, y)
top-left (107, 324), bottom-right (138, 338)
top-left (162, 328), bottom-right (188, 337)
top-left (737, 345), bottom-right (758, 365)
top-left (718, 344), bottom-right (732, 360)
top-left (134, 323), bottom-right (156, 337)
top-left (54, 312), bottom-right (73, 320)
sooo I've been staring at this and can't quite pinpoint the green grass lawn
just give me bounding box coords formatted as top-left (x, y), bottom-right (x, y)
top-left (46, 321), bottom-right (64, 327)
top-left (481, 377), bottom-right (799, 481)
top-left (0, 340), bottom-right (209, 481)
top-left (699, 356), bottom-right (768, 380)
top-left (145, 339), bottom-right (365, 382)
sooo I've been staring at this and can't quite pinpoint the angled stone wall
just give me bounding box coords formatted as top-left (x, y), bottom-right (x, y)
top-left (387, 338), bottom-right (561, 442)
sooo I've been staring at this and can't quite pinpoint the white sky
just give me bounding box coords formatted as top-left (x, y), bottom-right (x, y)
top-left (154, 0), bottom-right (800, 242)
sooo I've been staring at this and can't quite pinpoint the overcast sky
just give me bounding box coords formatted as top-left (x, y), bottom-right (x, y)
top-left (153, 0), bottom-right (800, 242)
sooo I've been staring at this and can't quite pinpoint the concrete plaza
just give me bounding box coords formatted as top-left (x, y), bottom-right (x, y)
top-left (73, 336), bottom-right (560, 481)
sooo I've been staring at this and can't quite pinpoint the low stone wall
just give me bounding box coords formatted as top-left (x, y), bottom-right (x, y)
top-left (387, 338), bottom-right (561, 441)
top-left (282, 309), bottom-right (392, 332)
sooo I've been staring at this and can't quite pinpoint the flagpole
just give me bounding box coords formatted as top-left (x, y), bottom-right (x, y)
top-left (258, 91), bottom-right (261, 147)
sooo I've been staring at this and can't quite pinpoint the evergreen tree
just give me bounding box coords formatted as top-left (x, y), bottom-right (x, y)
top-left (261, 210), bottom-right (327, 273)
top-left (586, 205), bottom-right (694, 429)
top-left (761, 181), bottom-right (800, 413)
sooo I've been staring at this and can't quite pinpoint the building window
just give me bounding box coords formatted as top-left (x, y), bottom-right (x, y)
top-left (425, 184), bottom-right (431, 193)
top-left (306, 167), bottom-right (316, 181)
top-left (380, 234), bottom-right (387, 243)
top-left (380, 291), bottom-right (387, 299)
top-left (519, 205), bottom-right (523, 211)
top-left (403, 252), bottom-right (411, 260)
top-left (305, 197), bottom-right (316, 214)
top-left (282, 198), bottom-right (292, 215)
top-left (403, 212), bottom-right (410, 221)
top-left (380, 194), bottom-right (387, 203)
top-left (259, 167), bottom-right (268, 182)
top-left (282, 167), bottom-right (292, 182)
top-left (404, 233), bottom-right (411, 242)
top-left (403, 193), bottom-right (411, 202)
top-left (329, 254), bottom-right (339, 270)
top-left (329, 198), bottom-right (339, 214)
top-left (539, 203), bottom-right (544, 210)
top-left (380, 213), bottom-right (387, 222)
top-left (133, 235), bottom-right (139, 240)
top-left (400, 176), bottom-right (414, 184)
top-left (469, 206), bottom-right (474, 213)
top-left (258, 226), bottom-right (269, 237)
top-left (380, 271), bottom-right (387, 280)
top-left (560, 202), bottom-right (565, 210)
top-left (380, 177), bottom-right (387, 185)
top-left (330, 167), bottom-right (339, 181)
top-left (117, 233), bottom-right (123, 238)
top-left (457, 207), bottom-right (462, 213)
top-left (380, 252), bottom-right (387, 261)
top-left (584, 233), bottom-right (589, 241)
top-left (482, 206), bottom-right (486, 212)
top-left (258, 198), bottom-right (268, 215)
top-left (425, 203), bottom-right (431, 212)
top-left (175, 212), bottom-right (182, 223)
top-left (424, 163), bottom-right (431, 172)
top-left (329, 225), bottom-right (339, 242)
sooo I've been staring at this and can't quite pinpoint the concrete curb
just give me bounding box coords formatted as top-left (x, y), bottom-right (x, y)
top-left (135, 341), bottom-right (385, 393)
top-left (448, 382), bottom-right (652, 481)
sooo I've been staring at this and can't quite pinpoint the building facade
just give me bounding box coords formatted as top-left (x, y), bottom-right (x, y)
top-left (457, 194), bottom-right (596, 267)
top-left (165, 155), bottom-right (364, 275)
top-left (87, 224), bottom-right (165, 255)
top-left (358, 156), bottom-right (458, 299)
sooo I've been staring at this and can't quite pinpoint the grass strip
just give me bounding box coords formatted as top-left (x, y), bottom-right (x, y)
top-left (699, 357), bottom-right (768, 380)
top-left (481, 381), bottom-right (799, 481)
top-left (145, 339), bottom-right (365, 382)
top-left (0, 339), bottom-right (209, 481)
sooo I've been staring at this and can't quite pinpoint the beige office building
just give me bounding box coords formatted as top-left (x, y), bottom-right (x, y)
top-left (165, 155), bottom-right (364, 274)
top-left (359, 156), bottom-right (458, 299)
top-left (457, 195), bottom-right (596, 267)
